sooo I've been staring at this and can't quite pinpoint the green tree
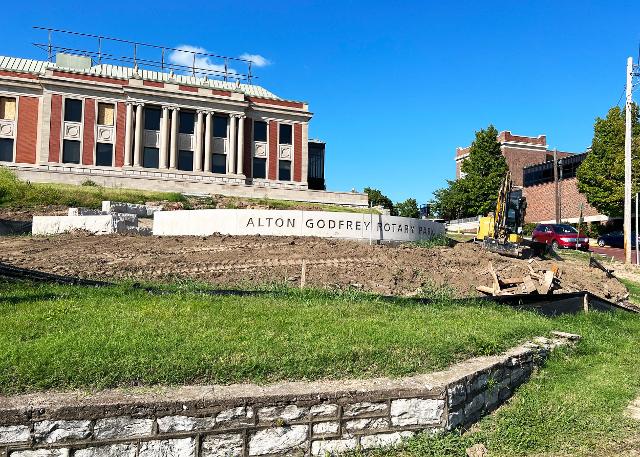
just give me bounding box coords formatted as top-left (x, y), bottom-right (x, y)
top-left (432, 125), bottom-right (508, 219)
top-left (395, 198), bottom-right (420, 218)
top-left (364, 187), bottom-right (396, 215)
top-left (576, 105), bottom-right (640, 217)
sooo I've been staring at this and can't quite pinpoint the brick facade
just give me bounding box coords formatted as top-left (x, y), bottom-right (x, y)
top-left (523, 177), bottom-right (600, 223)
top-left (294, 123), bottom-right (302, 182)
top-left (82, 98), bottom-right (96, 166)
top-left (268, 120), bottom-right (278, 180)
top-left (502, 147), bottom-right (572, 187)
top-left (15, 96), bottom-right (38, 164)
top-left (48, 94), bottom-right (62, 163)
top-left (114, 102), bottom-right (126, 167)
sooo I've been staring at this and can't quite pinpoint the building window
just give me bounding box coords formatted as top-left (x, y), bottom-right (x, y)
top-left (178, 150), bottom-right (193, 171)
top-left (95, 143), bottom-right (113, 166)
top-left (253, 157), bottom-right (266, 179)
top-left (212, 153), bottom-right (226, 174)
top-left (254, 121), bottom-right (267, 142)
top-left (179, 112), bottom-right (195, 134)
top-left (144, 107), bottom-right (161, 131)
top-left (279, 160), bottom-right (291, 181)
top-left (97, 103), bottom-right (114, 126)
top-left (62, 140), bottom-right (81, 164)
top-left (213, 116), bottom-right (227, 137)
top-left (0, 97), bottom-right (16, 120)
top-left (64, 99), bottom-right (83, 123)
top-left (279, 124), bottom-right (292, 144)
top-left (0, 138), bottom-right (13, 162)
top-left (143, 147), bottom-right (159, 168)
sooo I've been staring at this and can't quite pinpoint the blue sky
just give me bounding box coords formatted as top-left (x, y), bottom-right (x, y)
top-left (3, 1), bottom-right (640, 202)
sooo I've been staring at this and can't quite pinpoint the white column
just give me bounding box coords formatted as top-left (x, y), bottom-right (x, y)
top-left (159, 106), bottom-right (170, 169)
top-left (133, 103), bottom-right (144, 167)
top-left (194, 110), bottom-right (204, 172)
top-left (124, 102), bottom-right (134, 166)
top-left (228, 114), bottom-right (237, 174)
top-left (169, 107), bottom-right (179, 169)
top-left (204, 111), bottom-right (213, 173)
top-left (237, 115), bottom-right (245, 175)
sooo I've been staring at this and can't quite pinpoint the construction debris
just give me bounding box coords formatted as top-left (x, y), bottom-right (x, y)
top-left (476, 262), bottom-right (578, 297)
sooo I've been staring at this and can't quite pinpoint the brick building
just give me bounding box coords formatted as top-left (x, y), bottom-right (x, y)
top-left (522, 154), bottom-right (606, 224)
top-left (0, 48), bottom-right (366, 207)
top-left (454, 130), bottom-right (609, 223)
top-left (455, 131), bottom-right (573, 186)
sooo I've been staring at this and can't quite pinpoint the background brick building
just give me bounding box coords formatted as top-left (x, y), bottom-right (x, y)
top-left (454, 131), bottom-right (610, 224)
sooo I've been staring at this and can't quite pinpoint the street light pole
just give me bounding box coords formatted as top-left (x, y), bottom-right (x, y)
top-left (624, 57), bottom-right (633, 264)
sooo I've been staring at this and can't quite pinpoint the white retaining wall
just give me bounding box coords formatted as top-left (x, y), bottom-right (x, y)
top-left (32, 215), bottom-right (137, 236)
top-left (153, 209), bottom-right (444, 242)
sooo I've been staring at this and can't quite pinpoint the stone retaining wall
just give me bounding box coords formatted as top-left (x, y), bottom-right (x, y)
top-left (0, 332), bottom-right (579, 456)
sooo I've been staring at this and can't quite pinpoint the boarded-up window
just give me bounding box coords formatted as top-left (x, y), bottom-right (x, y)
top-left (0, 97), bottom-right (16, 120)
top-left (97, 103), bottom-right (114, 126)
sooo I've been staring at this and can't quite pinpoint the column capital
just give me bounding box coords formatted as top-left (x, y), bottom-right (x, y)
top-left (168, 105), bottom-right (180, 112)
top-left (196, 109), bottom-right (207, 115)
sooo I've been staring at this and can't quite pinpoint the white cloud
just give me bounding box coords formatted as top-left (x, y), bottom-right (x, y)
top-left (239, 53), bottom-right (271, 67)
top-left (169, 45), bottom-right (238, 78)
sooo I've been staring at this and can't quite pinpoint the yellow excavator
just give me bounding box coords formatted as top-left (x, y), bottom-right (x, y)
top-left (476, 171), bottom-right (529, 257)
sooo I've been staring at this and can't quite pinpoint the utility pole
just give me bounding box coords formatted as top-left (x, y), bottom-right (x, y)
top-left (553, 148), bottom-right (560, 223)
top-left (624, 57), bottom-right (633, 264)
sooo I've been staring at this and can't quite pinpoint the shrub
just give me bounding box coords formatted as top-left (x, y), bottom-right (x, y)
top-left (522, 222), bottom-right (537, 236)
top-left (81, 179), bottom-right (99, 187)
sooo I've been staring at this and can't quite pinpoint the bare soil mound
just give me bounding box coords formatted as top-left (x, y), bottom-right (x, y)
top-left (0, 234), bottom-right (627, 300)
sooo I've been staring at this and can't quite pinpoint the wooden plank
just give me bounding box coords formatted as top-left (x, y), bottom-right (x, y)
top-left (537, 270), bottom-right (555, 295)
top-left (523, 275), bottom-right (537, 294)
top-left (476, 285), bottom-right (495, 295)
top-left (500, 277), bottom-right (525, 286)
top-left (488, 262), bottom-right (501, 293)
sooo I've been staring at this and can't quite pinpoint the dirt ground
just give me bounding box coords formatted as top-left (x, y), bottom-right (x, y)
top-left (0, 233), bottom-right (628, 300)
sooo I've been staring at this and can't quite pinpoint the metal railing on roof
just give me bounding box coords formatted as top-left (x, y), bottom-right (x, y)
top-left (32, 26), bottom-right (257, 84)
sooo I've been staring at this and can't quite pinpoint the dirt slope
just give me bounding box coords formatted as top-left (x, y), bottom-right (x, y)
top-left (0, 234), bottom-right (627, 300)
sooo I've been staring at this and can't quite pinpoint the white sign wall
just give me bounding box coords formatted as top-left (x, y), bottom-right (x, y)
top-left (153, 209), bottom-right (444, 242)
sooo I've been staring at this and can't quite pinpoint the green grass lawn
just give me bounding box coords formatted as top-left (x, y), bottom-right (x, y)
top-left (376, 282), bottom-right (640, 457)
top-left (0, 280), bottom-right (557, 395)
top-left (0, 166), bottom-right (373, 214)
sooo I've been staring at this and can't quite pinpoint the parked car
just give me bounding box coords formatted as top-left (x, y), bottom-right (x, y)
top-left (531, 223), bottom-right (589, 251)
top-left (596, 231), bottom-right (639, 248)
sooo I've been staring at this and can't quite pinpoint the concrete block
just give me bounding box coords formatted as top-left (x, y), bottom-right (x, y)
top-left (258, 405), bottom-right (308, 423)
top-left (342, 401), bottom-right (388, 417)
top-left (309, 403), bottom-right (339, 418)
top-left (201, 433), bottom-right (243, 457)
top-left (360, 431), bottom-right (414, 449)
top-left (216, 406), bottom-right (253, 426)
top-left (32, 214), bottom-right (136, 235)
top-left (9, 451), bottom-right (70, 457)
top-left (74, 444), bottom-right (137, 457)
top-left (248, 425), bottom-right (307, 455)
top-left (102, 201), bottom-right (162, 217)
top-left (0, 424), bottom-right (30, 444)
top-left (139, 437), bottom-right (196, 457)
top-left (344, 417), bottom-right (388, 432)
top-left (390, 399), bottom-right (444, 426)
top-left (157, 415), bottom-right (216, 433)
top-left (93, 416), bottom-right (153, 439)
top-left (312, 421), bottom-right (339, 435)
top-left (68, 208), bottom-right (104, 216)
top-left (310, 438), bottom-right (357, 455)
top-left (33, 419), bottom-right (91, 443)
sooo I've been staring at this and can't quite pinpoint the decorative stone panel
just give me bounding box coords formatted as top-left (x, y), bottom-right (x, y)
top-left (143, 129), bottom-right (159, 148)
top-left (96, 126), bottom-right (114, 144)
top-left (179, 133), bottom-right (194, 151)
top-left (254, 141), bottom-right (267, 158)
top-left (0, 120), bottom-right (15, 138)
top-left (278, 144), bottom-right (292, 160)
top-left (213, 137), bottom-right (228, 155)
top-left (63, 121), bottom-right (82, 140)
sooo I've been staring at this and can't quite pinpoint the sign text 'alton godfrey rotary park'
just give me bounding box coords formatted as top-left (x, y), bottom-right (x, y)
top-left (153, 209), bottom-right (444, 242)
